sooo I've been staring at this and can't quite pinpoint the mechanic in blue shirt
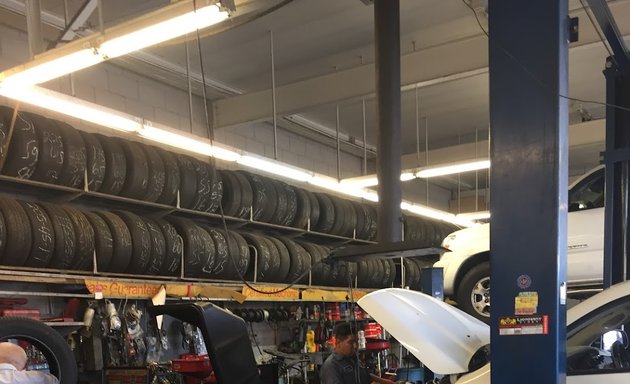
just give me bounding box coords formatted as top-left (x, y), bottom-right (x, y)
top-left (0, 342), bottom-right (59, 384)
top-left (320, 322), bottom-right (398, 384)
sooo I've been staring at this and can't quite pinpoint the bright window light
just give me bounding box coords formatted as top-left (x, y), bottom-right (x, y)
top-left (456, 211), bottom-right (491, 221)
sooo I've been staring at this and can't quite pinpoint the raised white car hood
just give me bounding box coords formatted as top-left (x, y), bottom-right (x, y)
top-left (358, 288), bottom-right (490, 374)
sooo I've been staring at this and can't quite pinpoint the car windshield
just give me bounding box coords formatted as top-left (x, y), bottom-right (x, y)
top-left (567, 297), bottom-right (630, 374)
top-left (568, 167), bottom-right (605, 212)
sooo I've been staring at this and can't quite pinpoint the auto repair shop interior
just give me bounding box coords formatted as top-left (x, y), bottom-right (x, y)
top-left (0, 0), bottom-right (628, 384)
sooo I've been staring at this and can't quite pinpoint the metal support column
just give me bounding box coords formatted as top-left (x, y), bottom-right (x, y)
top-left (374, 0), bottom-right (402, 243)
top-left (488, 1), bottom-right (568, 383)
top-left (602, 60), bottom-right (630, 287)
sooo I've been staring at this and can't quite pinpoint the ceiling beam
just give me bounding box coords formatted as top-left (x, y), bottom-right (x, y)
top-left (212, 0), bottom-right (630, 129)
top-left (212, 36), bottom-right (488, 128)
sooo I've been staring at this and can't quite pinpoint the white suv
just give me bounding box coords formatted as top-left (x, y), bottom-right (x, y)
top-left (434, 165), bottom-right (605, 322)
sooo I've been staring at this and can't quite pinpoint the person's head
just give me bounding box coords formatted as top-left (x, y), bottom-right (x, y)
top-left (0, 342), bottom-right (27, 371)
top-left (334, 322), bottom-right (358, 357)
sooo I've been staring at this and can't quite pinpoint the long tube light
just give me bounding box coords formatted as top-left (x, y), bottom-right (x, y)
top-left (341, 160), bottom-right (491, 187)
top-left (415, 159), bottom-right (490, 178)
top-left (0, 0), bottom-right (229, 88)
top-left (0, 84), bottom-right (479, 227)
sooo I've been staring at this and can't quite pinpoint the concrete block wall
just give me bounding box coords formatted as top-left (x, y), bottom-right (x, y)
top-left (0, 23), bottom-right (363, 181)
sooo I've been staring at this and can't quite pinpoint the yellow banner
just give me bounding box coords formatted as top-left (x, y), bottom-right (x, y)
top-left (85, 280), bottom-right (162, 298)
top-left (242, 285), bottom-right (300, 300)
top-left (84, 280), bottom-right (246, 302)
top-left (301, 289), bottom-right (369, 302)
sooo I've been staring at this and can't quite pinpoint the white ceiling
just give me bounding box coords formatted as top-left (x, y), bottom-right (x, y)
top-left (2, 0), bottom-right (628, 198)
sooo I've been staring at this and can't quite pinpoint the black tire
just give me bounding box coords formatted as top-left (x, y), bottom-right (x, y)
top-left (0, 317), bottom-right (78, 384)
top-left (356, 261), bottom-right (370, 288)
top-left (351, 201), bottom-right (368, 240)
top-left (39, 203), bottom-right (75, 270)
top-left (155, 148), bottom-right (180, 205)
top-left (191, 158), bottom-right (213, 211)
top-left (207, 163), bottom-right (223, 213)
top-left (240, 233), bottom-right (272, 282)
top-left (203, 227), bottom-right (231, 279)
top-left (0, 198), bottom-right (31, 266)
top-left (63, 206), bottom-right (94, 271)
top-left (176, 154), bottom-right (197, 209)
top-left (267, 237), bottom-right (290, 282)
top-left (141, 144), bottom-right (166, 203)
top-left (142, 217), bottom-right (166, 275)
top-left (79, 131), bottom-right (105, 192)
top-left (19, 201), bottom-right (55, 268)
top-left (258, 176), bottom-right (277, 223)
top-left (30, 115), bottom-right (64, 184)
top-left (169, 218), bottom-right (215, 278)
top-left (83, 211), bottom-right (113, 272)
top-left (113, 211), bottom-right (151, 274)
top-left (457, 262), bottom-right (491, 323)
top-left (153, 218), bottom-right (182, 276)
top-left (364, 205), bottom-right (378, 240)
top-left (233, 171), bottom-right (253, 219)
top-left (2, 111), bottom-right (39, 179)
top-left (117, 139), bottom-right (149, 200)
top-left (260, 236), bottom-right (281, 282)
top-left (219, 170), bottom-right (241, 217)
top-left (313, 193), bottom-right (335, 233)
top-left (280, 182), bottom-right (298, 227)
top-left (305, 190), bottom-right (320, 230)
top-left (299, 242), bottom-right (324, 285)
top-left (95, 211), bottom-right (132, 273)
top-left (291, 187), bottom-right (310, 229)
top-left (380, 258), bottom-right (393, 288)
top-left (95, 134), bottom-right (127, 195)
top-left (270, 179), bottom-right (288, 225)
top-left (386, 260), bottom-right (397, 288)
top-left (226, 231), bottom-right (249, 279)
top-left (329, 196), bottom-right (346, 236)
top-left (56, 121), bottom-right (86, 188)
top-left (278, 238), bottom-right (306, 284)
top-left (0, 106), bottom-right (15, 161)
top-left (0, 207), bottom-right (7, 263)
top-left (238, 171), bottom-right (265, 221)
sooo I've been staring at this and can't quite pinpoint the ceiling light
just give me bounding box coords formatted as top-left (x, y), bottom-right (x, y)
top-left (0, 86), bottom-right (142, 132)
top-left (415, 159), bottom-right (490, 178)
top-left (237, 155), bottom-right (314, 182)
top-left (402, 203), bottom-right (476, 227)
top-left (455, 211), bottom-right (491, 221)
top-left (139, 124), bottom-right (241, 162)
top-left (0, 0), bottom-right (229, 88)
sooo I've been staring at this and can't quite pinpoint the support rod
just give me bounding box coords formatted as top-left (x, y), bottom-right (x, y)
top-left (374, 0), bottom-right (402, 243)
top-left (25, 0), bottom-right (43, 58)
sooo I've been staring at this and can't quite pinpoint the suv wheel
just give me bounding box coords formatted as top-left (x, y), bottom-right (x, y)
top-left (456, 262), bottom-right (490, 323)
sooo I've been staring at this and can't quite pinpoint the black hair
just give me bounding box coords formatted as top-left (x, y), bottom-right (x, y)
top-left (334, 322), bottom-right (357, 341)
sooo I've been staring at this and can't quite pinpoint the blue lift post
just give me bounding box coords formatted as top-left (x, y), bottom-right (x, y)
top-left (584, 0), bottom-right (630, 287)
top-left (488, 1), bottom-right (568, 383)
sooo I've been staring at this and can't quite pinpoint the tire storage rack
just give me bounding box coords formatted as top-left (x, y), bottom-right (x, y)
top-left (0, 105), bottom-right (457, 290)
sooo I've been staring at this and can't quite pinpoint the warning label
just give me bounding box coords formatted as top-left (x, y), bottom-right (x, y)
top-left (499, 315), bottom-right (548, 336)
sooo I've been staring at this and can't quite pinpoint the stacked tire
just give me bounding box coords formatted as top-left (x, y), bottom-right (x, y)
top-left (0, 107), bottom-right (222, 210)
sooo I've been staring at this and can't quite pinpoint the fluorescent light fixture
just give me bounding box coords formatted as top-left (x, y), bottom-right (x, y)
top-left (402, 203), bottom-right (476, 227)
top-left (341, 172), bottom-right (418, 188)
top-left (400, 172), bottom-right (416, 182)
top-left (415, 159), bottom-right (490, 178)
top-left (0, 0), bottom-right (229, 88)
top-left (0, 86), bottom-right (142, 132)
top-left (140, 124), bottom-right (241, 162)
top-left (340, 175), bottom-right (378, 188)
top-left (237, 155), bottom-right (314, 182)
top-left (456, 210), bottom-right (491, 221)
